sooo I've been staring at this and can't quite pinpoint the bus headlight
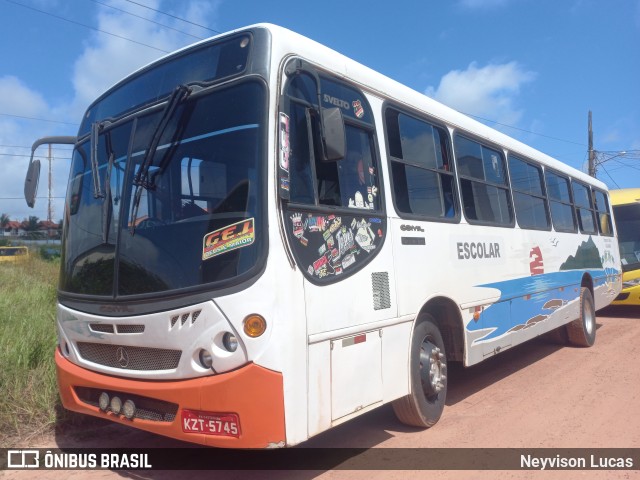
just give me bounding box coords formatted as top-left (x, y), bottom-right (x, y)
top-left (198, 349), bottom-right (213, 369)
top-left (99, 392), bottom-right (110, 411)
top-left (222, 332), bottom-right (238, 352)
top-left (123, 400), bottom-right (136, 419)
top-left (110, 396), bottom-right (122, 415)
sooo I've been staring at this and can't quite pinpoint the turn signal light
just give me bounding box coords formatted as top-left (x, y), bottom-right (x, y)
top-left (243, 314), bottom-right (266, 338)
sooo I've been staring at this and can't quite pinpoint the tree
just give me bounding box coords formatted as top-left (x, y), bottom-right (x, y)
top-left (21, 216), bottom-right (43, 240)
top-left (0, 213), bottom-right (9, 234)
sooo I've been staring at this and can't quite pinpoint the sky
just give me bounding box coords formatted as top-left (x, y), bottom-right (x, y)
top-left (1, 0), bottom-right (639, 222)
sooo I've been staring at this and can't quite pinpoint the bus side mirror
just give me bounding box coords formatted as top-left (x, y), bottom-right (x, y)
top-left (321, 107), bottom-right (345, 162)
top-left (24, 136), bottom-right (77, 208)
top-left (24, 159), bottom-right (41, 208)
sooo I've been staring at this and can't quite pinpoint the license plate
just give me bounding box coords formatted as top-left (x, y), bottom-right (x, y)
top-left (181, 409), bottom-right (241, 437)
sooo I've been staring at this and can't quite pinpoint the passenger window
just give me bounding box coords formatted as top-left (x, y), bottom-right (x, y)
top-left (545, 171), bottom-right (576, 232)
top-left (455, 135), bottom-right (512, 225)
top-left (572, 181), bottom-right (597, 234)
top-left (339, 126), bottom-right (378, 209)
top-left (508, 156), bottom-right (550, 230)
top-left (386, 109), bottom-right (457, 219)
top-left (593, 189), bottom-right (613, 236)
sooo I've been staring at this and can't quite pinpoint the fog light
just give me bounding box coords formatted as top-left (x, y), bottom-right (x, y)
top-left (123, 399), bottom-right (136, 419)
top-left (243, 314), bottom-right (267, 338)
top-left (98, 392), bottom-right (109, 411)
top-left (222, 332), bottom-right (238, 352)
top-left (110, 396), bottom-right (122, 415)
top-left (199, 349), bottom-right (213, 369)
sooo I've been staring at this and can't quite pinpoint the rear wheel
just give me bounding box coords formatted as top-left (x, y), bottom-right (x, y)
top-left (566, 287), bottom-right (596, 347)
top-left (392, 315), bottom-right (447, 428)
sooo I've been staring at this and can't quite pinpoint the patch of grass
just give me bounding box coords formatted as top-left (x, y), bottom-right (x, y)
top-left (0, 255), bottom-right (61, 444)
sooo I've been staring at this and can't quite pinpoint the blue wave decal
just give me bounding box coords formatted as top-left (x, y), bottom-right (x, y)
top-left (467, 269), bottom-right (607, 342)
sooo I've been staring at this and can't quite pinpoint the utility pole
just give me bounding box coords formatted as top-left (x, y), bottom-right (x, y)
top-left (588, 111), bottom-right (596, 177)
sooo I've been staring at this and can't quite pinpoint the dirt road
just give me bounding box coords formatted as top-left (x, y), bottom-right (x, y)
top-left (3, 306), bottom-right (639, 479)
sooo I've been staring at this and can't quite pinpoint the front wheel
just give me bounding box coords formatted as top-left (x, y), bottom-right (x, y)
top-left (392, 316), bottom-right (447, 428)
top-left (566, 287), bottom-right (596, 347)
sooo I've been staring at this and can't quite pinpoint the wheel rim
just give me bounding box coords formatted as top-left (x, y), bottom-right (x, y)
top-left (584, 296), bottom-right (595, 335)
top-left (419, 339), bottom-right (447, 399)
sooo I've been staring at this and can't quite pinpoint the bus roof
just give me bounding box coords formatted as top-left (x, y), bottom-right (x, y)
top-left (89, 23), bottom-right (608, 192)
top-left (609, 188), bottom-right (640, 206)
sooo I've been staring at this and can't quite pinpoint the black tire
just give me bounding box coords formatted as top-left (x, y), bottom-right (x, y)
top-left (566, 287), bottom-right (596, 347)
top-left (392, 315), bottom-right (447, 428)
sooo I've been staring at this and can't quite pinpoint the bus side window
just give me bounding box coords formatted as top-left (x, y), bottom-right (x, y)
top-left (593, 189), bottom-right (613, 236)
top-left (455, 135), bottom-right (512, 225)
top-left (572, 180), bottom-right (597, 234)
top-left (386, 108), bottom-right (457, 219)
top-left (545, 170), bottom-right (577, 232)
top-left (286, 106), bottom-right (380, 210)
top-left (338, 126), bottom-right (378, 210)
top-left (508, 155), bottom-right (550, 230)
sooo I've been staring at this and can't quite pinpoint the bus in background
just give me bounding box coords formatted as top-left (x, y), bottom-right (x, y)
top-left (0, 246), bottom-right (29, 263)
top-left (610, 188), bottom-right (640, 305)
top-left (23, 24), bottom-right (621, 448)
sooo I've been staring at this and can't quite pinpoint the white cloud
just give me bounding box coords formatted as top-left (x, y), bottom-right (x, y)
top-left (425, 61), bottom-right (537, 126)
top-left (70, 0), bottom-right (220, 116)
top-left (0, 76), bottom-right (48, 117)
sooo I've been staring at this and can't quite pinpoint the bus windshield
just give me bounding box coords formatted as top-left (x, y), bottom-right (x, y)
top-left (614, 202), bottom-right (640, 272)
top-left (61, 80), bottom-right (266, 297)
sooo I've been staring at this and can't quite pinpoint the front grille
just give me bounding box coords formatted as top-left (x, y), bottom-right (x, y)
top-left (89, 323), bottom-right (114, 333)
top-left (75, 386), bottom-right (178, 422)
top-left (116, 324), bottom-right (145, 334)
top-left (76, 342), bottom-right (182, 371)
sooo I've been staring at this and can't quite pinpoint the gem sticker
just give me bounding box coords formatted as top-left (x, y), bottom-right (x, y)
top-left (202, 218), bottom-right (255, 261)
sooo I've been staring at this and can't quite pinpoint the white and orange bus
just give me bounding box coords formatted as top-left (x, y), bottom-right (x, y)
top-left (25, 24), bottom-right (621, 448)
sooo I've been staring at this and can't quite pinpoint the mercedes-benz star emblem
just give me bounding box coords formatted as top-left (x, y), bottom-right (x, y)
top-left (116, 347), bottom-right (129, 368)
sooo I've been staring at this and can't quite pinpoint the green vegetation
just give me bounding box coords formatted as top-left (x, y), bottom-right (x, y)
top-left (0, 254), bottom-right (61, 443)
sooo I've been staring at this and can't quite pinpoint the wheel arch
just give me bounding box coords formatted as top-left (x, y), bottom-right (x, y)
top-left (416, 296), bottom-right (465, 362)
top-left (581, 272), bottom-right (594, 296)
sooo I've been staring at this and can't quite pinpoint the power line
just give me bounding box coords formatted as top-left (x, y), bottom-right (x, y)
top-left (599, 165), bottom-right (620, 189)
top-left (5, 0), bottom-right (170, 53)
top-left (89, 0), bottom-right (204, 41)
top-left (0, 144), bottom-right (72, 151)
top-left (464, 112), bottom-right (588, 147)
top-left (0, 153), bottom-right (71, 160)
top-left (0, 112), bottom-right (78, 126)
top-left (123, 0), bottom-right (220, 34)
top-left (0, 197), bottom-right (66, 200)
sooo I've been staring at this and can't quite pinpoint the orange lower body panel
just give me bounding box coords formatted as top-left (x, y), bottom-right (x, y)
top-left (55, 349), bottom-right (286, 448)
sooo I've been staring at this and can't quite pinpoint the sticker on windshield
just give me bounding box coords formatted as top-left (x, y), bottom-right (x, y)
top-left (202, 218), bottom-right (255, 261)
top-left (352, 100), bottom-right (364, 119)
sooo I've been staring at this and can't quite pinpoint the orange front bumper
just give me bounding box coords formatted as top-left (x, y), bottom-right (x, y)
top-left (56, 349), bottom-right (286, 448)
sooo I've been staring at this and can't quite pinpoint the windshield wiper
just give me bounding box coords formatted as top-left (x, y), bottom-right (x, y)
top-left (102, 130), bottom-right (115, 244)
top-left (90, 122), bottom-right (106, 199)
top-left (130, 84), bottom-right (191, 235)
